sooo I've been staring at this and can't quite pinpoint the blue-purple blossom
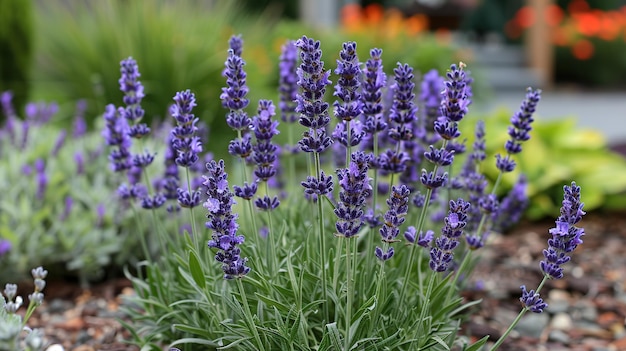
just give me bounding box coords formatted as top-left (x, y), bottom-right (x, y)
top-left (335, 151), bottom-right (371, 238)
top-left (404, 226), bottom-right (434, 248)
top-left (434, 63), bottom-right (471, 140)
top-left (51, 129), bottom-right (67, 157)
top-left (252, 100), bottom-right (280, 182)
top-left (0, 239), bottom-right (11, 256)
top-left (177, 188), bottom-right (201, 208)
top-left (171, 90), bottom-right (203, 168)
top-left (221, 49), bottom-right (251, 130)
top-left (361, 48), bottom-right (387, 136)
top-left (388, 63), bottom-right (417, 143)
top-left (59, 196), bottom-right (73, 221)
top-left (496, 88), bottom-right (541, 172)
top-left (102, 104), bottom-right (132, 172)
top-left (333, 42), bottom-right (363, 154)
top-left (301, 171), bottom-right (334, 197)
top-left (419, 69), bottom-right (444, 141)
top-left (203, 160), bottom-right (250, 279)
top-left (278, 40), bottom-right (299, 123)
top-left (520, 285), bottom-right (548, 313)
top-left (255, 195), bottom-right (280, 211)
top-left (295, 35), bottom-right (333, 154)
top-left (540, 182), bottom-right (585, 280)
top-left (375, 185), bottom-right (410, 261)
top-left (72, 100), bottom-right (88, 138)
top-left (378, 149), bottom-right (410, 175)
top-left (35, 159), bottom-right (47, 200)
top-left (141, 194), bottom-right (166, 209)
top-left (494, 175), bottom-right (529, 232)
top-left (118, 57), bottom-right (149, 138)
top-left (430, 199), bottom-right (470, 272)
top-left (234, 182), bottom-right (258, 200)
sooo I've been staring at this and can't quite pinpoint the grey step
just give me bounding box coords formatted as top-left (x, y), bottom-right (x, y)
top-left (468, 44), bottom-right (526, 67)
top-left (478, 66), bottom-right (543, 90)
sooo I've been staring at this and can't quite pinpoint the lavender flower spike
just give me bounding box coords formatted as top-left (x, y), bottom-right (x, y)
top-left (520, 285), bottom-right (548, 313)
top-left (119, 57), bottom-right (149, 138)
top-left (375, 184), bottom-right (410, 261)
top-left (296, 35), bottom-right (333, 154)
top-left (278, 40), bottom-right (299, 124)
top-left (361, 48), bottom-right (387, 137)
top-left (429, 199), bottom-right (470, 272)
top-left (203, 160), bottom-right (250, 279)
top-left (434, 63), bottom-right (472, 141)
top-left (334, 41), bottom-right (362, 123)
top-left (221, 49), bottom-right (251, 131)
top-left (540, 182), bottom-right (585, 280)
top-left (496, 87), bottom-right (541, 172)
top-left (335, 151), bottom-right (372, 238)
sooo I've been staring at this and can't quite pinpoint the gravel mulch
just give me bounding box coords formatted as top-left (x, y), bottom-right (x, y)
top-left (21, 211), bottom-right (626, 351)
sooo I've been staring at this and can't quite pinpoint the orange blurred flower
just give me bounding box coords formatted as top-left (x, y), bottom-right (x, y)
top-left (340, 4), bottom-right (429, 39)
top-left (571, 39), bottom-right (594, 60)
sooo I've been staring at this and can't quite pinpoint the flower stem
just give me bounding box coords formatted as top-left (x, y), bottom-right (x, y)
top-left (236, 278), bottom-right (266, 351)
top-left (314, 151), bottom-right (330, 323)
top-left (490, 275), bottom-right (548, 351)
top-left (344, 236), bottom-right (353, 350)
top-left (264, 181), bottom-right (276, 275)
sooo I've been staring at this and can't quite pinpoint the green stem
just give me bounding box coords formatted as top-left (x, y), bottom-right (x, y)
top-left (344, 236), bottom-right (353, 351)
top-left (185, 168), bottom-right (200, 252)
top-left (489, 276), bottom-right (548, 351)
top-left (236, 279), bottom-right (266, 351)
top-left (398, 186), bottom-right (434, 308)
top-left (264, 181), bottom-right (276, 275)
top-left (314, 151), bottom-right (330, 323)
top-left (131, 204), bottom-right (151, 262)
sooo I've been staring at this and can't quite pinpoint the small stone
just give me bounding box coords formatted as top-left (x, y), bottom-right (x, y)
top-left (551, 313), bottom-right (573, 330)
top-left (514, 313), bottom-right (549, 338)
top-left (45, 345), bottom-right (65, 351)
top-left (549, 329), bottom-right (571, 344)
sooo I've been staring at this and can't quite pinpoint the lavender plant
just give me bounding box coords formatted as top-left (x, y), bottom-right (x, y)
top-left (0, 93), bottom-right (152, 284)
top-left (110, 36), bottom-right (586, 351)
top-left (0, 267), bottom-right (48, 351)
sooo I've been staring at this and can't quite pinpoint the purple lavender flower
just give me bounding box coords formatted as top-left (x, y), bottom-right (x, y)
top-left (540, 182), bottom-right (585, 280)
top-left (419, 69), bottom-right (444, 140)
top-left (229, 34), bottom-right (243, 57)
top-left (251, 100), bottom-right (280, 181)
top-left (221, 49), bottom-right (251, 131)
top-left (295, 35), bottom-right (333, 154)
top-left (333, 41), bottom-right (363, 153)
top-left (429, 198), bottom-right (470, 272)
top-left (361, 48), bottom-right (387, 137)
top-left (496, 88), bottom-right (541, 173)
top-left (375, 184), bottom-right (410, 261)
top-left (335, 151), bottom-right (371, 238)
top-left (1, 91), bottom-right (16, 119)
top-left (278, 40), bottom-right (299, 124)
top-left (434, 63), bottom-right (471, 140)
top-left (60, 196), bottom-right (73, 221)
top-left (102, 104), bottom-right (132, 172)
top-left (72, 100), bottom-right (88, 138)
top-left (234, 182), bottom-right (258, 200)
top-left (177, 188), bottom-right (201, 208)
top-left (301, 171), bottom-right (334, 197)
top-left (203, 160), bottom-right (250, 279)
top-left (520, 285), bottom-right (548, 313)
top-left (35, 159), bottom-right (48, 200)
top-left (0, 239), bottom-right (11, 256)
top-left (171, 90), bottom-right (203, 168)
top-left (494, 175), bottom-right (529, 232)
top-left (118, 59), bottom-right (144, 118)
top-left (404, 226), bottom-right (434, 248)
top-left (141, 194), bottom-right (166, 209)
top-left (254, 196), bottom-right (280, 211)
top-left (388, 63), bottom-right (417, 143)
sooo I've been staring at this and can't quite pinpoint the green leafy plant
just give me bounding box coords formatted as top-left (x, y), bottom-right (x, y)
top-left (464, 110), bottom-right (626, 219)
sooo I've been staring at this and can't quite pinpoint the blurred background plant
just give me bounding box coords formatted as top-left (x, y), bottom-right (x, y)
top-left (504, 0), bottom-right (626, 86)
top-left (462, 110), bottom-right (626, 220)
top-left (0, 94), bottom-right (169, 285)
top-left (0, 0), bottom-right (34, 115)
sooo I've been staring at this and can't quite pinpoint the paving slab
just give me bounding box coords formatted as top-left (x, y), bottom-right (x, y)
top-left (474, 90), bottom-right (626, 144)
